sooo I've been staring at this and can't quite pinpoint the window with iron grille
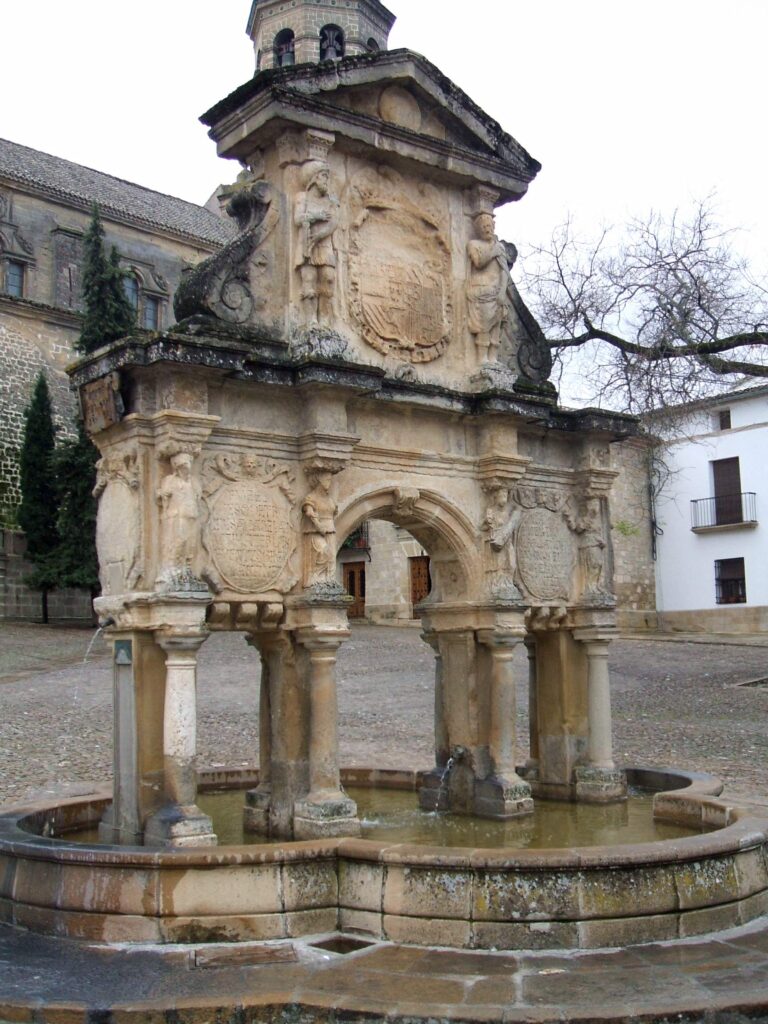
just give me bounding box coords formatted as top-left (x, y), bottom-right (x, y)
top-left (715, 557), bottom-right (746, 604)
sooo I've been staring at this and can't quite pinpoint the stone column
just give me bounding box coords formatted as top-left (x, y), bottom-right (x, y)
top-left (573, 630), bottom-right (627, 802)
top-left (293, 630), bottom-right (360, 839)
top-left (144, 632), bottom-right (217, 847)
top-left (475, 629), bottom-right (533, 818)
top-left (524, 636), bottom-right (539, 778)
top-left (422, 629), bottom-right (449, 769)
top-left (244, 634), bottom-right (272, 834)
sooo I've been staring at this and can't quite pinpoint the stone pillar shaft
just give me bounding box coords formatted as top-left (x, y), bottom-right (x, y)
top-left (524, 637), bottom-right (539, 770)
top-left (307, 645), bottom-right (343, 798)
top-left (488, 643), bottom-right (518, 778)
top-left (583, 640), bottom-right (614, 769)
top-left (161, 641), bottom-right (201, 804)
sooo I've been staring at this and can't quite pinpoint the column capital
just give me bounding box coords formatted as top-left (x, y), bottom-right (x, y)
top-left (294, 626), bottom-right (349, 654)
top-left (572, 628), bottom-right (617, 647)
top-left (477, 626), bottom-right (526, 649)
top-left (156, 630), bottom-right (208, 654)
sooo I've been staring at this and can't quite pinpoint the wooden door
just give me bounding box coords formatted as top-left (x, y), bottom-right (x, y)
top-left (343, 561), bottom-right (366, 618)
top-left (712, 457), bottom-right (742, 524)
top-left (409, 555), bottom-right (431, 615)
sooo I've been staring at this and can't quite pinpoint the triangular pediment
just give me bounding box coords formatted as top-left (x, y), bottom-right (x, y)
top-left (203, 50), bottom-right (540, 202)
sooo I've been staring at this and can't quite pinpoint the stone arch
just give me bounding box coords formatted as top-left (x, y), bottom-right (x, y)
top-left (335, 485), bottom-right (484, 607)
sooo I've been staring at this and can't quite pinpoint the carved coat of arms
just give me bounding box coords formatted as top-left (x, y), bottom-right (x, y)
top-left (349, 169), bottom-right (451, 363)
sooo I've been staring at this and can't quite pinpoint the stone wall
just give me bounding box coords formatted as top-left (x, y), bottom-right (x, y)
top-left (0, 529), bottom-right (92, 621)
top-left (609, 437), bottom-right (657, 630)
top-left (0, 314), bottom-right (77, 525)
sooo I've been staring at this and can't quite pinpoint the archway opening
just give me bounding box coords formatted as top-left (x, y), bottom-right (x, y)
top-left (337, 520), bottom-right (430, 623)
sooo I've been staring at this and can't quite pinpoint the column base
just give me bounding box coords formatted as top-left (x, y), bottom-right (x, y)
top-left (98, 806), bottom-right (143, 846)
top-left (474, 775), bottom-right (534, 819)
top-left (293, 793), bottom-right (361, 839)
top-left (574, 765), bottom-right (627, 803)
top-left (243, 786), bottom-right (271, 835)
top-left (417, 769), bottom-right (534, 819)
top-left (144, 803), bottom-right (218, 848)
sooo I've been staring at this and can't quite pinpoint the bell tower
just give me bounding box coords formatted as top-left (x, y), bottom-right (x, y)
top-left (246, 0), bottom-right (396, 71)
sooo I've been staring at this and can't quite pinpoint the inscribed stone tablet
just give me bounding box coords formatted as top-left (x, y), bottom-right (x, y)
top-left (516, 507), bottom-right (574, 602)
top-left (206, 479), bottom-right (295, 593)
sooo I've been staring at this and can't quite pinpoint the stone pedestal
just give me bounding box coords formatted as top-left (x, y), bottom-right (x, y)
top-left (144, 632), bottom-right (217, 847)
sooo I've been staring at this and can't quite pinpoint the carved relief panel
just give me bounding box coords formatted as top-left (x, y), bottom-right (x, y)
top-left (202, 453), bottom-right (299, 595)
top-left (95, 447), bottom-right (142, 596)
top-left (348, 166), bottom-right (452, 364)
top-left (512, 486), bottom-right (576, 605)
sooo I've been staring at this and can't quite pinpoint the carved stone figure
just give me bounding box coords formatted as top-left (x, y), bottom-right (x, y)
top-left (294, 160), bottom-right (339, 325)
top-left (173, 179), bottom-right (279, 325)
top-left (482, 483), bottom-right (522, 600)
top-left (570, 497), bottom-right (612, 602)
top-left (467, 212), bottom-right (510, 365)
top-left (302, 462), bottom-right (340, 587)
top-left (94, 449), bottom-right (141, 595)
top-left (157, 451), bottom-right (203, 585)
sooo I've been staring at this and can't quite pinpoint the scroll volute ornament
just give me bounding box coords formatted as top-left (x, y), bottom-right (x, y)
top-left (173, 177), bottom-right (280, 326)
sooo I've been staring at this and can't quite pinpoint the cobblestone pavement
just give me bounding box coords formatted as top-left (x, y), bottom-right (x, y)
top-left (1, 621), bottom-right (767, 808)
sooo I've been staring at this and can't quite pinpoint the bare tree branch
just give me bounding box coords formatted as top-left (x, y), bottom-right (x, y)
top-left (519, 199), bottom-right (768, 411)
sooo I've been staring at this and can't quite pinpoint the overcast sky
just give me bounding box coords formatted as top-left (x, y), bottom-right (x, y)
top-left (3, 0), bottom-right (767, 262)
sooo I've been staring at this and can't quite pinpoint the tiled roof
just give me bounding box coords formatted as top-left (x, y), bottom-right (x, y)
top-left (0, 138), bottom-right (234, 247)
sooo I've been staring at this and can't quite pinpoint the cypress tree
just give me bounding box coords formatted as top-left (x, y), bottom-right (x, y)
top-left (50, 421), bottom-right (100, 599)
top-left (76, 205), bottom-right (135, 354)
top-left (18, 371), bottom-right (59, 622)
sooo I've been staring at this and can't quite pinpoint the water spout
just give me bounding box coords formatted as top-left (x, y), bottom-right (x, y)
top-left (83, 617), bottom-right (114, 664)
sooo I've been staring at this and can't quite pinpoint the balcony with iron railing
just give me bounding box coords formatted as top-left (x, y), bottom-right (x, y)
top-left (690, 492), bottom-right (758, 532)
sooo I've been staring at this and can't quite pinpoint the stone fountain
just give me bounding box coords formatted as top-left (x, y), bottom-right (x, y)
top-left (1, 0), bottom-right (767, 965)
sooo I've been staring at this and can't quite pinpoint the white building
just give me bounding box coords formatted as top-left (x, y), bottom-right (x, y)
top-left (654, 384), bottom-right (767, 633)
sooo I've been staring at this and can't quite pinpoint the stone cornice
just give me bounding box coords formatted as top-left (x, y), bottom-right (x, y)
top-left (0, 293), bottom-right (81, 331)
top-left (68, 329), bottom-right (640, 443)
top-left (202, 49), bottom-right (539, 192)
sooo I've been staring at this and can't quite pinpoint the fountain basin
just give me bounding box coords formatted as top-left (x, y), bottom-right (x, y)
top-left (1, 767), bottom-right (766, 950)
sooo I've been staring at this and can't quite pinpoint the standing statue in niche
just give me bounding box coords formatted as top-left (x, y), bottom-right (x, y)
top-left (157, 451), bottom-right (203, 586)
top-left (467, 212), bottom-right (510, 365)
top-left (570, 497), bottom-right (612, 602)
top-left (482, 482), bottom-right (523, 600)
top-left (294, 160), bottom-right (339, 325)
top-left (302, 464), bottom-right (339, 587)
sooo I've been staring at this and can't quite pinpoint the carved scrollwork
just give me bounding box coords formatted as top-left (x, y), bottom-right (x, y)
top-left (173, 179), bottom-right (280, 325)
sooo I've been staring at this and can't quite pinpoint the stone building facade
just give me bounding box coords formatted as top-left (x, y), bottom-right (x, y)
top-left (0, 137), bottom-right (233, 618)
